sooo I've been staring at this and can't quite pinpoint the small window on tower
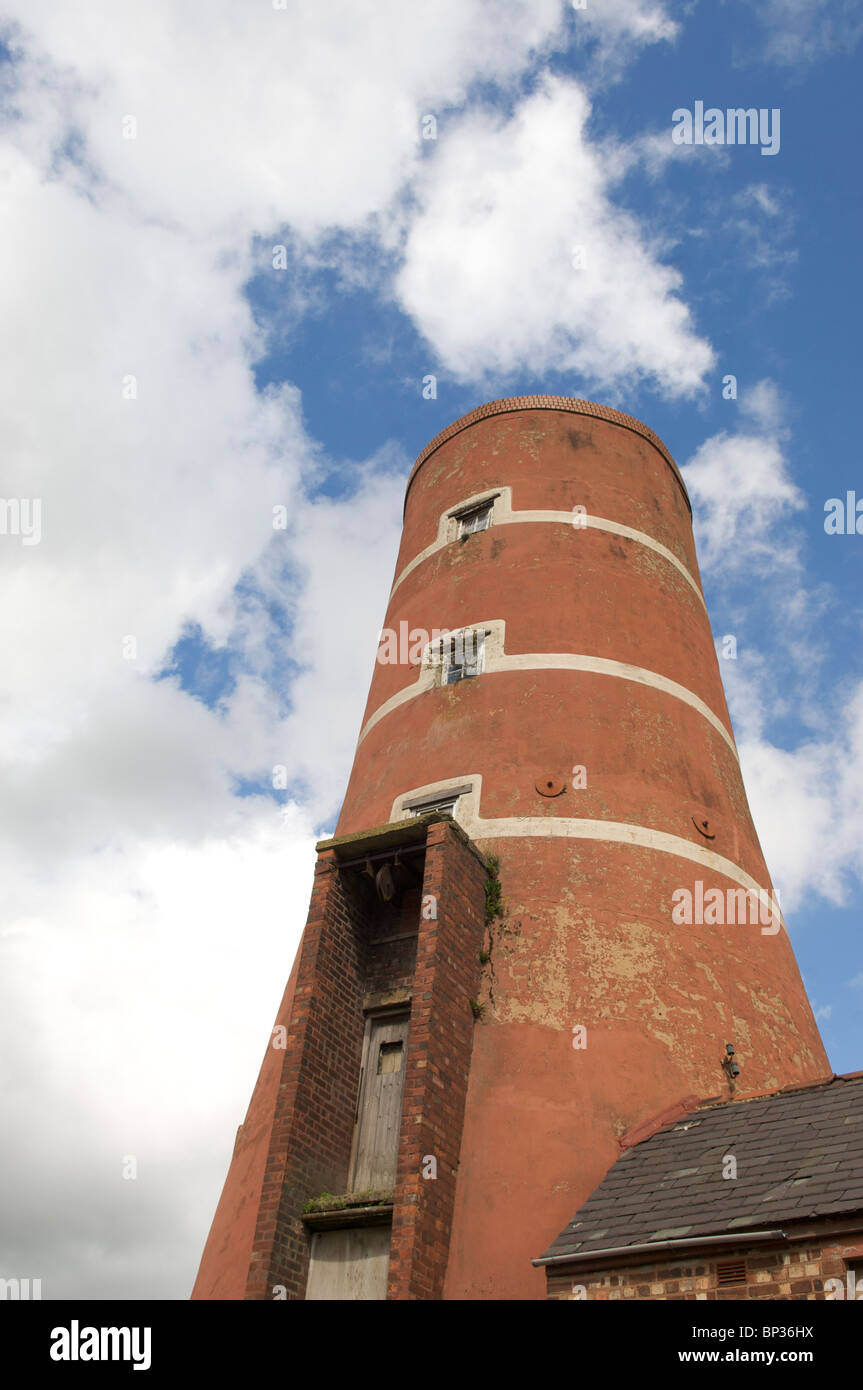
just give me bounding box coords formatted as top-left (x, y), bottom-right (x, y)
top-left (457, 502), bottom-right (492, 538)
top-left (445, 630), bottom-right (485, 684)
top-left (408, 794), bottom-right (459, 818)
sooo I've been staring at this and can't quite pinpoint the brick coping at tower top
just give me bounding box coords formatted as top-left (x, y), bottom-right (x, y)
top-left (404, 396), bottom-right (691, 516)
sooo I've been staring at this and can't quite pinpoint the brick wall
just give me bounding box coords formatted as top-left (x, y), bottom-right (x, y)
top-left (242, 817), bottom-right (488, 1300)
top-left (365, 885), bottom-right (419, 995)
top-left (245, 849), bottom-right (371, 1299)
top-left (388, 821), bottom-right (489, 1300)
top-left (546, 1234), bottom-right (863, 1300)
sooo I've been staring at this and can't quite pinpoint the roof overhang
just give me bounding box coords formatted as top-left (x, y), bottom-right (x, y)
top-left (533, 1229), bottom-right (787, 1269)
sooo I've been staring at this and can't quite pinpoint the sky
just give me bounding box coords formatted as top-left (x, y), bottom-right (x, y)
top-left (0, 0), bottom-right (861, 1301)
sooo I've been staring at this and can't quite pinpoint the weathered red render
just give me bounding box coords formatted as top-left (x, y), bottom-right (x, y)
top-left (193, 398), bottom-right (829, 1300)
top-left (192, 953), bottom-right (301, 1299)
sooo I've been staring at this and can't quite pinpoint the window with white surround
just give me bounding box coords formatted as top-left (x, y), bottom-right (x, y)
top-left (396, 779), bottom-right (476, 825)
top-left (423, 628), bottom-right (486, 685)
top-left (407, 794), bottom-right (459, 818)
top-left (456, 500), bottom-right (493, 538)
top-left (444, 629), bottom-right (485, 684)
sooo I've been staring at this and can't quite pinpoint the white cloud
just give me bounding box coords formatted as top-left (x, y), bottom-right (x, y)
top-left (396, 75), bottom-right (714, 396)
top-left (0, 809), bottom-right (317, 1297)
top-left (683, 385), bottom-right (863, 914)
top-left (1, 0), bottom-right (568, 239)
top-left (571, 0), bottom-right (679, 80)
top-left (718, 184), bottom-right (798, 303)
top-left (734, 683), bottom-right (863, 910)
top-left (263, 460), bottom-right (406, 822)
top-left (681, 382), bottom-right (805, 575)
top-left (746, 0), bottom-right (863, 67)
top-left (578, 0), bottom-right (678, 43)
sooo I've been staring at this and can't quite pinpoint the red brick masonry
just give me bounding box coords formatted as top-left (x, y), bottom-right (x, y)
top-left (193, 814), bottom-right (488, 1300)
top-left (546, 1229), bottom-right (863, 1300)
top-left (388, 821), bottom-right (488, 1299)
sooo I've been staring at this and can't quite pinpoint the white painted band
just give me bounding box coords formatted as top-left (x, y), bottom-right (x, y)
top-left (390, 486), bottom-right (704, 608)
top-left (471, 820), bottom-right (781, 929)
top-left (361, 620), bottom-right (737, 758)
top-left (390, 774), bottom-right (783, 931)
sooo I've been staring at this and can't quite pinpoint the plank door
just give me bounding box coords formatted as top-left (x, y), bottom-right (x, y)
top-left (350, 1013), bottom-right (409, 1192)
top-left (305, 1226), bottom-right (391, 1301)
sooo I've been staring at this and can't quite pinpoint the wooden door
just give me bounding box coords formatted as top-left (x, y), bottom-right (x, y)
top-left (305, 1226), bottom-right (391, 1301)
top-left (350, 1013), bottom-right (409, 1192)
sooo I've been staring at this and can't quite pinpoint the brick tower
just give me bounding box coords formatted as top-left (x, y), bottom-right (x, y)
top-left (193, 397), bottom-right (829, 1301)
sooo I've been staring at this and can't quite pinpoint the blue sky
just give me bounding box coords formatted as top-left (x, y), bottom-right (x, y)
top-left (0, 0), bottom-right (861, 1299)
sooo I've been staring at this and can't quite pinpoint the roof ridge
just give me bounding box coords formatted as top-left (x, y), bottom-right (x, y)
top-left (621, 1071), bottom-right (857, 1151)
top-left (691, 1070), bottom-right (852, 1115)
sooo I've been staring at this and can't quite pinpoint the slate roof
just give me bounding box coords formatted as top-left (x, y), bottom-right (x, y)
top-left (539, 1073), bottom-right (863, 1265)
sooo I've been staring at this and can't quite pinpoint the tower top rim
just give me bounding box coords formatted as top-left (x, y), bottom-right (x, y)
top-left (405, 396), bottom-right (690, 515)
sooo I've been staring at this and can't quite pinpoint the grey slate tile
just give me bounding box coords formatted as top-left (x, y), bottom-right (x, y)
top-left (539, 1074), bottom-right (863, 1262)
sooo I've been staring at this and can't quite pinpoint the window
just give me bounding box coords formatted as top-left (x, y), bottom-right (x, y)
top-left (445, 629), bottom-right (485, 684)
top-left (408, 794), bottom-right (459, 818)
top-left (457, 501), bottom-right (492, 538)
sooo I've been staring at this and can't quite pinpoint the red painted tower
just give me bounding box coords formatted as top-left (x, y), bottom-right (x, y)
top-left (193, 397), bottom-right (829, 1301)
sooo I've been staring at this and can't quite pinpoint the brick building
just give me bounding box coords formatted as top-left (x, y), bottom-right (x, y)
top-left (193, 398), bottom-right (833, 1300)
top-left (538, 1072), bottom-right (863, 1300)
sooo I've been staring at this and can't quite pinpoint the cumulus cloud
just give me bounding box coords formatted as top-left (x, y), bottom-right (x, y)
top-left (681, 380), bottom-right (805, 575)
top-left (0, 808), bottom-right (318, 1298)
top-left (683, 383), bottom-right (863, 914)
top-left (731, 680), bottom-right (863, 909)
top-left (396, 75), bottom-right (714, 397)
top-left (263, 460), bottom-right (406, 822)
top-left (0, 0), bottom-right (568, 239)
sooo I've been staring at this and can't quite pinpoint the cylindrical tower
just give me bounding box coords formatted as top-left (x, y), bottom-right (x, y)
top-left (194, 397), bottom-right (829, 1302)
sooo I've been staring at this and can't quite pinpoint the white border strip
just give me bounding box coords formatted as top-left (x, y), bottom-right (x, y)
top-left (390, 486), bottom-right (704, 608)
top-left (390, 775), bottom-right (783, 931)
top-left (361, 620), bottom-right (737, 757)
